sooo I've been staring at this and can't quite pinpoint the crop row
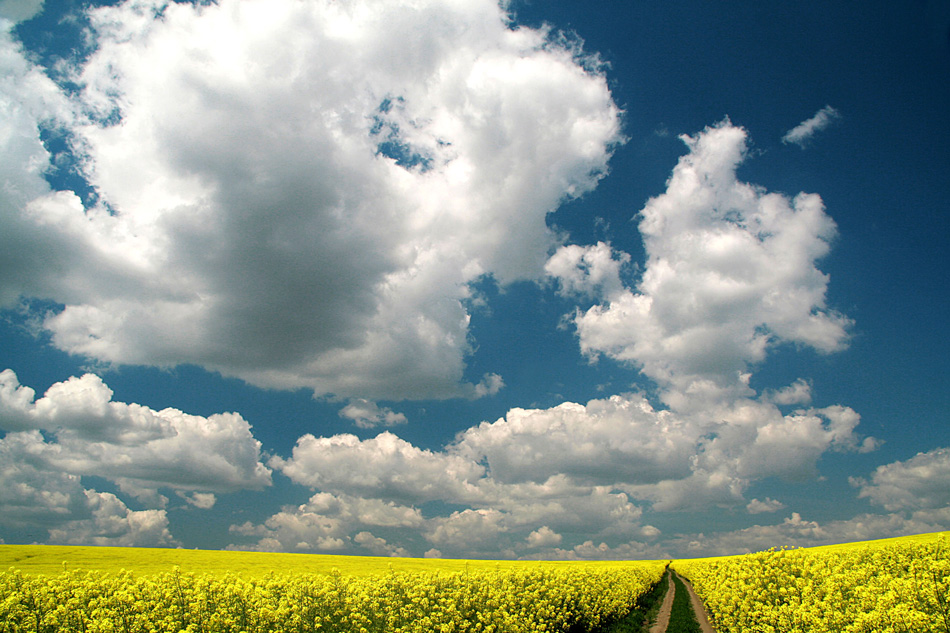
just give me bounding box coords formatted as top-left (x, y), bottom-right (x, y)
top-left (673, 537), bottom-right (950, 633)
top-left (0, 561), bottom-right (667, 633)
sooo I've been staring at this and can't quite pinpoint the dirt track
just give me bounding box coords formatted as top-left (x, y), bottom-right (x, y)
top-left (648, 570), bottom-right (674, 633)
top-left (650, 570), bottom-right (717, 633)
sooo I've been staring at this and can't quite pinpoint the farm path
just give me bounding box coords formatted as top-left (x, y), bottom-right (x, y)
top-left (648, 570), bottom-right (674, 633)
top-left (672, 570), bottom-right (717, 633)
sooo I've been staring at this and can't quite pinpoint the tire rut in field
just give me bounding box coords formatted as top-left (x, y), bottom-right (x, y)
top-left (666, 570), bottom-right (716, 633)
top-left (648, 570), bottom-right (674, 633)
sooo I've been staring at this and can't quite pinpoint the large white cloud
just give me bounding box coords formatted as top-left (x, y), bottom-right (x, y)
top-left (255, 387), bottom-right (873, 557)
top-left (236, 114), bottom-right (879, 556)
top-left (854, 447), bottom-right (950, 511)
top-left (47, 490), bottom-right (176, 548)
top-left (453, 396), bottom-right (695, 486)
top-left (0, 431), bottom-right (85, 529)
top-left (271, 431), bottom-right (485, 505)
top-left (229, 491), bottom-right (422, 553)
top-left (0, 369), bottom-right (272, 502)
top-left (0, 428), bottom-right (178, 546)
top-left (551, 121), bottom-right (851, 410)
top-left (1, 0), bottom-right (621, 401)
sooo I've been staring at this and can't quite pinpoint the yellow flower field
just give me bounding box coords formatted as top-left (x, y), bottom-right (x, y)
top-left (673, 531), bottom-right (950, 633)
top-left (3, 531), bottom-right (949, 632)
top-left (0, 547), bottom-right (666, 633)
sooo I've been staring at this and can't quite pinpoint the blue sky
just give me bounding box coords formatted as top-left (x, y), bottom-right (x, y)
top-left (0, 0), bottom-right (947, 559)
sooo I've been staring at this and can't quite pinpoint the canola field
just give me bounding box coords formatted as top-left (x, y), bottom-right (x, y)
top-left (2, 531), bottom-right (948, 632)
top-left (673, 531), bottom-right (950, 633)
top-left (0, 547), bottom-right (666, 633)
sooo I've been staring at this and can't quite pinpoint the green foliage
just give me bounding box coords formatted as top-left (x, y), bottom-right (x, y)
top-left (605, 568), bottom-right (669, 632)
top-left (666, 572), bottom-right (701, 633)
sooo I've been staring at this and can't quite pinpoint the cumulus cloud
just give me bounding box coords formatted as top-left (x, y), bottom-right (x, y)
top-left (541, 539), bottom-right (670, 562)
top-left (782, 105), bottom-right (841, 147)
top-left (746, 497), bottom-right (786, 514)
top-left (225, 118), bottom-right (873, 558)
top-left (764, 379), bottom-right (813, 406)
top-left (0, 432), bottom-right (86, 529)
top-left (0, 0), bottom-right (44, 23)
top-left (454, 396), bottom-right (695, 486)
top-left (249, 386), bottom-right (873, 556)
top-left (229, 491), bottom-right (422, 553)
top-left (854, 447), bottom-right (950, 511)
top-left (271, 431), bottom-right (485, 505)
top-left (0, 369), bottom-right (272, 502)
top-left (425, 508), bottom-right (508, 552)
top-left (549, 121), bottom-right (851, 409)
top-left (544, 241), bottom-right (630, 300)
top-left (179, 491), bottom-right (217, 509)
top-left (672, 507), bottom-right (950, 557)
top-left (339, 399), bottom-right (407, 429)
top-left (1, 0), bottom-right (621, 401)
top-left (526, 525), bottom-right (562, 548)
top-left (48, 490), bottom-right (176, 547)
top-left (0, 432), bottom-right (178, 546)
top-left (354, 531), bottom-right (411, 557)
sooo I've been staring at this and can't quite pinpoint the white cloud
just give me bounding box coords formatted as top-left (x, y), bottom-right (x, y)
top-left (457, 393), bottom-right (873, 513)
top-left (526, 525), bottom-right (562, 548)
top-left (855, 447), bottom-right (950, 511)
top-left (219, 117), bottom-right (872, 557)
top-left (47, 490), bottom-right (176, 547)
top-left (746, 497), bottom-right (786, 514)
top-left (542, 539), bottom-right (670, 562)
top-left (0, 431), bottom-right (86, 528)
top-left (0, 424), bottom-right (177, 547)
top-left (257, 385), bottom-right (873, 556)
top-left (179, 491), bottom-right (217, 509)
top-left (0, 369), bottom-right (272, 501)
top-left (229, 491), bottom-right (422, 553)
top-left (339, 399), bottom-right (407, 429)
top-left (0, 0), bottom-right (43, 23)
top-left (272, 431), bottom-right (484, 505)
top-left (671, 507), bottom-right (950, 557)
top-left (2, 0), bottom-right (621, 401)
top-left (354, 531), bottom-right (411, 557)
top-left (764, 378), bottom-right (813, 406)
top-left (550, 121), bottom-right (851, 409)
top-left (0, 28), bottom-right (100, 309)
top-left (545, 241), bottom-right (630, 300)
top-left (425, 508), bottom-right (508, 551)
top-left (782, 105), bottom-right (841, 147)
top-left (453, 396), bottom-right (695, 486)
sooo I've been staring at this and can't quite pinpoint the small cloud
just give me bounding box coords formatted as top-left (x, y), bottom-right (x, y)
top-left (746, 497), bottom-right (786, 514)
top-left (640, 525), bottom-right (661, 538)
top-left (339, 399), bottom-right (407, 429)
top-left (764, 379), bottom-right (813, 406)
top-left (354, 531), bottom-right (410, 557)
top-left (178, 491), bottom-right (217, 509)
top-left (526, 526), bottom-right (562, 548)
top-left (472, 373), bottom-right (505, 398)
top-left (782, 106), bottom-right (841, 147)
top-left (424, 548), bottom-right (442, 558)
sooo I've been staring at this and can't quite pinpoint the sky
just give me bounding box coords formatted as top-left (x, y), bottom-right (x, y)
top-left (0, 0), bottom-right (948, 560)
